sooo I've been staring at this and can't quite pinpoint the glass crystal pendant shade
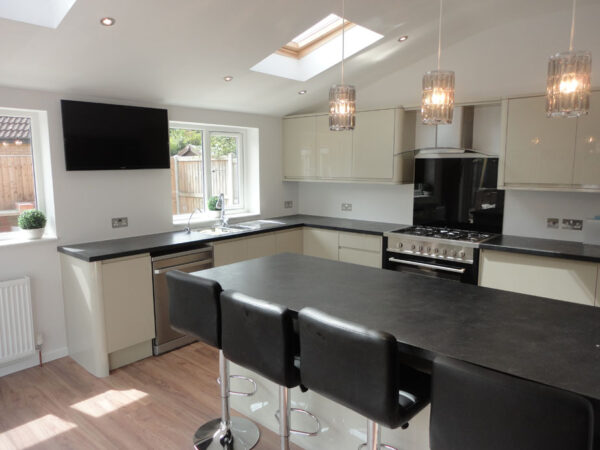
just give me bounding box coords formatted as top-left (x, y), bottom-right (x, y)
top-left (329, 84), bottom-right (356, 130)
top-left (421, 70), bottom-right (455, 125)
top-left (546, 50), bottom-right (591, 118)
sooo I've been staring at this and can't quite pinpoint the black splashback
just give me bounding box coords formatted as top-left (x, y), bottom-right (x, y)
top-left (413, 156), bottom-right (504, 233)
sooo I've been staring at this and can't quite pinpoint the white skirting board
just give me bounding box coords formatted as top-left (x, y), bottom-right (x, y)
top-left (0, 347), bottom-right (68, 377)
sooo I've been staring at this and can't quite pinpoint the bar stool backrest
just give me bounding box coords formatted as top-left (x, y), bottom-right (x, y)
top-left (166, 271), bottom-right (223, 348)
top-left (221, 290), bottom-right (300, 388)
top-left (430, 356), bottom-right (594, 450)
top-left (298, 307), bottom-right (404, 428)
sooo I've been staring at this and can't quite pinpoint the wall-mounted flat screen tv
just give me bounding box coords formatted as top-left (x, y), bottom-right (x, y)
top-left (61, 100), bottom-right (170, 170)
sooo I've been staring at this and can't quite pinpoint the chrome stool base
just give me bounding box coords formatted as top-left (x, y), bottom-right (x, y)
top-left (193, 417), bottom-right (260, 450)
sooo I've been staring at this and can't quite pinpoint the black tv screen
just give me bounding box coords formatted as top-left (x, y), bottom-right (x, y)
top-left (61, 100), bottom-right (170, 170)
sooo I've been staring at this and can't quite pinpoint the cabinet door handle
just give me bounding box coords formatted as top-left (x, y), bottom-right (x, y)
top-left (153, 259), bottom-right (213, 275)
top-left (388, 257), bottom-right (466, 274)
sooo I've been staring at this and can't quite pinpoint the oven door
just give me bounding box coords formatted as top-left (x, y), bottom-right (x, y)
top-left (384, 251), bottom-right (478, 284)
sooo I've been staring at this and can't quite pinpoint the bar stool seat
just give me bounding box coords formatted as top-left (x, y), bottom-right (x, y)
top-left (166, 271), bottom-right (260, 450)
top-left (220, 290), bottom-right (320, 450)
top-left (298, 307), bottom-right (431, 450)
top-left (430, 356), bottom-right (595, 450)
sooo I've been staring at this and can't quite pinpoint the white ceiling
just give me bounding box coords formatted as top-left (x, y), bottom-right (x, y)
top-left (0, 0), bottom-right (598, 117)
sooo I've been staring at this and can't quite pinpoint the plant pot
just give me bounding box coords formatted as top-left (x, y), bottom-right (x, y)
top-left (21, 227), bottom-right (45, 240)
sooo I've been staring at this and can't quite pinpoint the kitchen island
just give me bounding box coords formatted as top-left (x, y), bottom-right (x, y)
top-left (195, 252), bottom-right (600, 449)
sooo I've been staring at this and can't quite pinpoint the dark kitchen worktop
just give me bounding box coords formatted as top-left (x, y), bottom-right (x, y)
top-left (57, 215), bottom-right (406, 262)
top-left (196, 253), bottom-right (600, 401)
top-left (480, 235), bottom-right (600, 264)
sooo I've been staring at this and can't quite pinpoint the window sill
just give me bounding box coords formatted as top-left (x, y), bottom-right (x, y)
top-left (0, 235), bottom-right (58, 249)
top-left (172, 211), bottom-right (260, 229)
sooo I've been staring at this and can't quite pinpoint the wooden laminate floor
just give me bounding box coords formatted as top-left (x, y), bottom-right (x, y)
top-left (0, 343), bottom-right (299, 450)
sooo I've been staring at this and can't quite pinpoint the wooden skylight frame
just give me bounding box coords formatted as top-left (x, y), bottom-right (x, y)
top-left (276, 14), bottom-right (356, 60)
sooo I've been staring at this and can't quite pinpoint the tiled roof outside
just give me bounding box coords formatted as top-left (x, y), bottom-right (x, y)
top-left (0, 116), bottom-right (31, 140)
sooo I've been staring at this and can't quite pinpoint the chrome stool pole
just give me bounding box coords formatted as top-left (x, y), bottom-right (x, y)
top-left (193, 351), bottom-right (260, 450)
top-left (358, 419), bottom-right (397, 450)
top-left (275, 386), bottom-right (321, 450)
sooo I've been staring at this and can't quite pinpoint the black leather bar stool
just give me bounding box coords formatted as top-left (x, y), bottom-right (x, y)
top-left (298, 307), bottom-right (430, 450)
top-left (430, 356), bottom-right (594, 450)
top-left (166, 271), bottom-right (260, 450)
top-left (220, 290), bottom-right (320, 450)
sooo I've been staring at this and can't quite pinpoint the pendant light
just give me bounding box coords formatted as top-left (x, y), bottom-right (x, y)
top-left (421, 0), bottom-right (454, 125)
top-left (329, 0), bottom-right (356, 131)
top-left (546, 0), bottom-right (591, 118)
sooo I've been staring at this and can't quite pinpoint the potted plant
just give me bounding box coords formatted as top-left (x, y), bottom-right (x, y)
top-left (207, 196), bottom-right (221, 218)
top-left (18, 209), bottom-right (47, 239)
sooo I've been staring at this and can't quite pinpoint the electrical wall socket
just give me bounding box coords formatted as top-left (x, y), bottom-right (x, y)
top-left (561, 218), bottom-right (583, 230)
top-left (341, 203), bottom-right (352, 212)
top-left (284, 200), bottom-right (293, 209)
top-left (112, 217), bottom-right (128, 228)
top-left (546, 218), bottom-right (559, 229)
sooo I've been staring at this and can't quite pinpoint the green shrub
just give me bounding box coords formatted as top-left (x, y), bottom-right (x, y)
top-left (208, 196), bottom-right (220, 211)
top-left (18, 209), bottom-right (47, 229)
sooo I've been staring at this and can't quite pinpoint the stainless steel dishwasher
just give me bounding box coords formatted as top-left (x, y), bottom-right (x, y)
top-left (151, 246), bottom-right (213, 355)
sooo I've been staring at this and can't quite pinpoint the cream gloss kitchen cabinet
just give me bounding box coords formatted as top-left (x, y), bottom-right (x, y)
top-left (213, 229), bottom-right (303, 267)
top-left (303, 227), bottom-right (383, 268)
top-left (283, 108), bottom-right (414, 184)
top-left (499, 92), bottom-right (600, 191)
top-left (479, 249), bottom-right (599, 306)
top-left (60, 253), bottom-right (156, 377)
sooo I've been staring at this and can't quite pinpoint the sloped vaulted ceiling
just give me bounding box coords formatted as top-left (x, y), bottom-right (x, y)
top-left (0, 0), bottom-right (597, 116)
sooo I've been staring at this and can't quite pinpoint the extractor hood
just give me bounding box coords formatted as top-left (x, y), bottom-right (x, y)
top-left (414, 105), bottom-right (475, 153)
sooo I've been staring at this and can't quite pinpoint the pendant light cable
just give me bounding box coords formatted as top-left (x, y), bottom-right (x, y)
top-left (569, 0), bottom-right (576, 52)
top-left (437, 0), bottom-right (443, 70)
top-left (341, 0), bottom-right (345, 84)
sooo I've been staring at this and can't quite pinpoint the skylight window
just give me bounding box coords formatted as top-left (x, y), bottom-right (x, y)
top-left (0, 0), bottom-right (77, 29)
top-left (251, 14), bottom-right (383, 82)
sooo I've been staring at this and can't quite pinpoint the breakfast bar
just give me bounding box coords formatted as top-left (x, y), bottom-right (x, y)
top-left (194, 252), bottom-right (600, 449)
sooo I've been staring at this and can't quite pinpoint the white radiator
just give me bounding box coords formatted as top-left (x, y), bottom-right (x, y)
top-left (0, 276), bottom-right (35, 364)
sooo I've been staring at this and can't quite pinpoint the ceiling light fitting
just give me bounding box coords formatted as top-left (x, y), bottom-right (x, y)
top-left (223, 76), bottom-right (233, 82)
top-left (329, 0), bottom-right (356, 131)
top-left (298, 90), bottom-right (307, 95)
top-left (100, 17), bottom-right (115, 26)
top-left (398, 35), bottom-right (409, 42)
top-left (546, 0), bottom-right (591, 118)
top-left (421, 0), bottom-right (454, 125)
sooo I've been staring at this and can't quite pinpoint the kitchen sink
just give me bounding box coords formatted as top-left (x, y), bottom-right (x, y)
top-left (193, 227), bottom-right (242, 236)
top-left (230, 220), bottom-right (286, 230)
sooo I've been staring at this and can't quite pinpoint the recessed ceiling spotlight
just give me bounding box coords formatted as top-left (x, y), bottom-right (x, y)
top-left (298, 90), bottom-right (307, 95)
top-left (223, 76), bottom-right (233, 82)
top-left (100, 17), bottom-right (116, 26)
top-left (398, 35), bottom-right (408, 42)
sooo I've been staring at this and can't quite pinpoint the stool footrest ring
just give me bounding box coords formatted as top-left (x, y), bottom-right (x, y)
top-left (274, 408), bottom-right (321, 436)
top-left (216, 374), bottom-right (258, 397)
top-left (358, 444), bottom-right (397, 450)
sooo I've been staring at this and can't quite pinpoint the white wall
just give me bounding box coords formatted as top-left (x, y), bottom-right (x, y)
top-left (298, 182), bottom-right (413, 225)
top-left (0, 85), bottom-right (296, 376)
top-left (503, 190), bottom-right (600, 242)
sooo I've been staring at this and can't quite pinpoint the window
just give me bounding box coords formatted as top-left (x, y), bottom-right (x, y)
top-left (170, 122), bottom-right (245, 222)
top-left (0, 114), bottom-right (37, 234)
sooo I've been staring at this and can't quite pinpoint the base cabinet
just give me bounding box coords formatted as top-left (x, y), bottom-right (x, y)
top-left (303, 227), bottom-right (340, 261)
top-left (338, 232), bottom-right (382, 268)
top-left (60, 253), bottom-right (155, 377)
top-left (479, 250), bottom-right (598, 306)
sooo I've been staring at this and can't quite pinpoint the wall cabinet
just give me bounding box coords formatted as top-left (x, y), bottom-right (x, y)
top-left (479, 249), bottom-right (598, 306)
top-left (283, 116), bottom-right (317, 179)
top-left (500, 93), bottom-right (600, 191)
top-left (283, 108), bottom-right (414, 184)
top-left (60, 253), bottom-right (155, 377)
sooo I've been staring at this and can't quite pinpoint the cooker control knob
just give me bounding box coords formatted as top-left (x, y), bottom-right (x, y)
top-left (426, 247), bottom-right (431, 253)
top-left (397, 242), bottom-right (403, 249)
top-left (451, 250), bottom-right (457, 257)
top-left (418, 245), bottom-right (424, 252)
top-left (410, 244), bottom-right (416, 251)
top-left (433, 248), bottom-right (439, 254)
top-left (458, 251), bottom-right (465, 258)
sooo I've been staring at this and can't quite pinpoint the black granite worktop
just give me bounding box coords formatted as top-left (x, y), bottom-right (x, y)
top-left (57, 215), bottom-right (405, 262)
top-left (197, 253), bottom-right (600, 401)
top-left (481, 235), bottom-right (600, 264)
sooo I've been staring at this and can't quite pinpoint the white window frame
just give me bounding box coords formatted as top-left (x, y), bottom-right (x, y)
top-left (0, 107), bottom-right (48, 241)
top-left (169, 121), bottom-right (248, 224)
